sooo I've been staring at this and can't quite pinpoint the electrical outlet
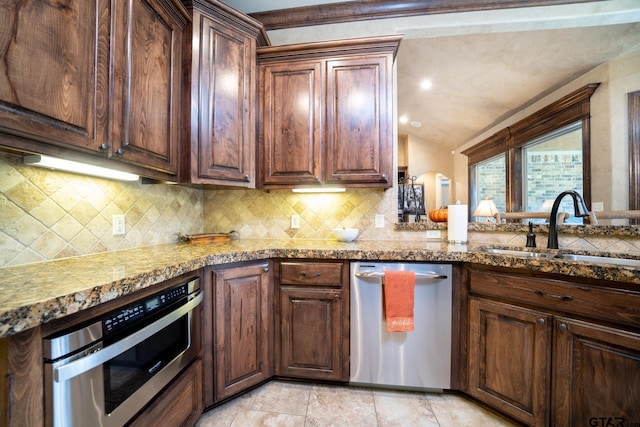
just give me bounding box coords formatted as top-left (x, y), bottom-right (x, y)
top-left (290, 214), bottom-right (300, 229)
top-left (375, 214), bottom-right (385, 228)
top-left (112, 215), bottom-right (125, 235)
top-left (592, 201), bottom-right (604, 212)
top-left (426, 230), bottom-right (442, 239)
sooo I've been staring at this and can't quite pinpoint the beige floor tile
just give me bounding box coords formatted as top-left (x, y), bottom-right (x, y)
top-left (427, 393), bottom-right (517, 427)
top-left (231, 409), bottom-right (306, 427)
top-left (373, 389), bottom-right (440, 427)
top-left (306, 385), bottom-right (377, 427)
top-left (251, 381), bottom-right (311, 416)
top-left (196, 399), bottom-right (239, 427)
top-left (197, 381), bottom-right (520, 427)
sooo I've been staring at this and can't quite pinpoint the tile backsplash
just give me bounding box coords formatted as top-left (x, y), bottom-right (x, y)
top-left (3, 151), bottom-right (639, 268)
top-left (203, 188), bottom-right (398, 240)
top-left (0, 153), bottom-right (203, 267)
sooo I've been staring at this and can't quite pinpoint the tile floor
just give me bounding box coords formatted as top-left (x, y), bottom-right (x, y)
top-left (196, 380), bottom-right (518, 427)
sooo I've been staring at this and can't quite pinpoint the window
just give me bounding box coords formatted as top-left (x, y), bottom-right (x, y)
top-left (522, 123), bottom-right (583, 223)
top-left (474, 154), bottom-right (506, 213)
top-left (462, 84), bottom-right (598, 222)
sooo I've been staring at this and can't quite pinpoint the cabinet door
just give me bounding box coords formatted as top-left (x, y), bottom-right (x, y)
top-left (184, 12), bottom-right (256, 186)
top-left (0, 1), bottom-right (110, 154)
top-left (279, 286), bottom-right (347, 381)
top-left (325, 55), bottom-right (392, 186)
top-left (260, 60), bottom-right (322, 187)
top-left (468, 297), bottom-right (552, 427)
top-left (212, 262), bottom-right (272, 402)
top-left (553, 318), bottom-right (640, 426)
top-left (111, 0), bottom-right (186, 176)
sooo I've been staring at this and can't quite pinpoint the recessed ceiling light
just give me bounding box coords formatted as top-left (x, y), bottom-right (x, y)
top-left (421, 80), bottom-right (432, 90)
top-left (399, 115), bottom-right (408, 124)
top-left (411, 121), bottom-right (422, 128)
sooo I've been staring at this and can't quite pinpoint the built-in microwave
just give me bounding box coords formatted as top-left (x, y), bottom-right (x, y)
top-left (43, 276), bottom-right (202, 427)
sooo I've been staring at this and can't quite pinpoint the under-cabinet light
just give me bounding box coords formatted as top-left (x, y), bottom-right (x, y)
top-left (24, 155), bottom-right (139, 182)
top-left (292, 188), bottom-right (346, 194)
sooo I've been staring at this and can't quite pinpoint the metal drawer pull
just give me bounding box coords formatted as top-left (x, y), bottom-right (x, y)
top-left (534, 290), bottom-right (573, 301)
top-left (354, 271), bottom-right (448, 279)
top-left (301, 272), bottom-right (321, 277)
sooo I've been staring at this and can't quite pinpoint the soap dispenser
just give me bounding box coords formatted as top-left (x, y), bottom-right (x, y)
top-left (526, 222), bottom-right (537, 248)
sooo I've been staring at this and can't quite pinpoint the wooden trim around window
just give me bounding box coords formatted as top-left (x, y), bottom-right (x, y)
top-left (250, 0), bottom-right (600, 31)
top-left (629, 91), bottom-right (640, 223)
top-left (461, 83), bottom-right (599, 213)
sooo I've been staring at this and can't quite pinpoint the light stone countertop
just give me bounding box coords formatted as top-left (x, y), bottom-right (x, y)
top-left (1, 239), bottom-right (640, 338)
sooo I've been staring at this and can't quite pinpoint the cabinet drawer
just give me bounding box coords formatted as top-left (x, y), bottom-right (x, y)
top-left (280, 262), bottom-right (343, 286)
top-left (469, 268), bottom-right (640, 328)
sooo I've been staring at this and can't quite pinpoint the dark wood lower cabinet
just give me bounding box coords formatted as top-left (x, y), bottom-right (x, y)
top-left (468, 266), bottom-right (640, 427)
top-left (279, 287), bottom-right (345, 380)
top-left (468, 297), bottom-right (552, 426)
top-left (205, 261), bottom-right (273, 404)
top-left (552, 318), bottom-right (640, 426)
top-left (130, 360), bottom-right (203, 427)
top-left (276, 260), bottom-right (349, 381)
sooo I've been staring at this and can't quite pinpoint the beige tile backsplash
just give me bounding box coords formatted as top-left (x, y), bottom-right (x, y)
top-left (1, 153), bottom-right (203, 267)
top-left (2, 151), bottom-right (639, 268)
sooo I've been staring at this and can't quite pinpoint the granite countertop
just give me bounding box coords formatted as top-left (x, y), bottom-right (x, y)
top-left (2, 239), bottom-right (640, 338)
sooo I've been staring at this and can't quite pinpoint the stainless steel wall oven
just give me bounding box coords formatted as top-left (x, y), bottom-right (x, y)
top-left (43, 276), bottom-right (202, 427)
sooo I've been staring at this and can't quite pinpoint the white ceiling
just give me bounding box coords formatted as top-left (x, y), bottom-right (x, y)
top-left (224, 0), bottom-right (640, 150)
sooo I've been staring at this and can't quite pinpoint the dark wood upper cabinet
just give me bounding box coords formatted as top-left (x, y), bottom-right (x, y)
top-left (258, 35), bottom-right (401, 189)
top-left (111, 0), bottom-right (188, 176)
top-left (180, 0), bottom-right (268, 187)
top-left (0, 1), bottom-right (111, 154)
top-left (0, 0), bottom-right (188, 181)
top-left (260, 60), bottom-right (323, 187)
top-left (325, 55), bottom-right (392, 185)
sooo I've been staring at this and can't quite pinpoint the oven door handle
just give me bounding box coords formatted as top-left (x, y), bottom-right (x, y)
top-left (354, 271), bottom-right (448, 279)
top-left (53, 291), bottom-right (203, 383)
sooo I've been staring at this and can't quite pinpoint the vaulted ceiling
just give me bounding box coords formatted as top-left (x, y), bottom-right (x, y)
top-left (223, 0), bottom-right (640, 149)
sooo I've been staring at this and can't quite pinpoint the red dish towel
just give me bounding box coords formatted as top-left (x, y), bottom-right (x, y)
top-left (383, 270), bottom-right (416, 332)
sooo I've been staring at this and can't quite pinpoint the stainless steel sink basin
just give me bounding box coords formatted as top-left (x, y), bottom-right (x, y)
top-left (481, 248), bottom-right (554, 259)
top-left (552, 253), bottom-right (640, 268)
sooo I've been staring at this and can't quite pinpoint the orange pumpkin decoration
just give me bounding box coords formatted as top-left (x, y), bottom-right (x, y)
top-left (428, 207), bottom-right (448, 222)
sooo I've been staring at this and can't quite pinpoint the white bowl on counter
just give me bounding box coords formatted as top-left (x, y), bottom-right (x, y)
top-left (333, 228), bottom-right (359, 242)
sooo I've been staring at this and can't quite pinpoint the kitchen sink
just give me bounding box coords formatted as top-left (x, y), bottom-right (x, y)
top-left (480, 248), bottom-right (554, 259)
top-left (552, 253), bottom-right (640, 268)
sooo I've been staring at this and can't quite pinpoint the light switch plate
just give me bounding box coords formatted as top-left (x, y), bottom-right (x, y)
top-left (290, 214), bottom-right (300, 229)
top-left (112, 215), bottom-right (125, 235)
top-left (375, 214), bottom-right (385, 228)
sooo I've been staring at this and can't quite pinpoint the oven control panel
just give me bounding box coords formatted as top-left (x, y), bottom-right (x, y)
top-left (103, 283), bottom-right (188, 334)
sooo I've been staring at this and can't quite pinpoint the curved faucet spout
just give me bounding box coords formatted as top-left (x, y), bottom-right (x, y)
top-left (547, 190), bottom-right (590, 249)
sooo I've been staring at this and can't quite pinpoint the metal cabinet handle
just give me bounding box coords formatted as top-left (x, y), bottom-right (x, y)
top-left (54, 291), bottom-right (203, 382)
top-left (115, 148), bottom-right (125, 155)
top-left (559, 323), bottom-right (568, 331)
top-left (263, 267), bottom-right (269, 273)
top-left (534, 290), bottom-right (573, 301)
top-left (245, 175), bottom-right (250, 182)
top-left (334, 294), bottom-right (340, 300)
top-left (537, 318), bottom-right (546, 326)
top-left (301, 272), bottom-right (321, 277)
top-left (354, 271), bottom-right (448, 280)
top-left (99, 143), bottom-right (109, 151)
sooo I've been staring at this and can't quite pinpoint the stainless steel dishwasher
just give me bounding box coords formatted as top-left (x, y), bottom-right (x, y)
top-left (350, 262), bottom-right (452, 391)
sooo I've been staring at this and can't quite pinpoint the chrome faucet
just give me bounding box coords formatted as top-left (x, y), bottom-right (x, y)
top-left (547, 190), bottom-right (590, 249)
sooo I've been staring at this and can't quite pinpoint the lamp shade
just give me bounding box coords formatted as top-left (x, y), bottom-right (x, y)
top-left (473, 199), bottom-right (499, 217)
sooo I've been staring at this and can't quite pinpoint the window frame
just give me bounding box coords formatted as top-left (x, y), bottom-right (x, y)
top-left (462, 83), bottom-right (599, 218)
